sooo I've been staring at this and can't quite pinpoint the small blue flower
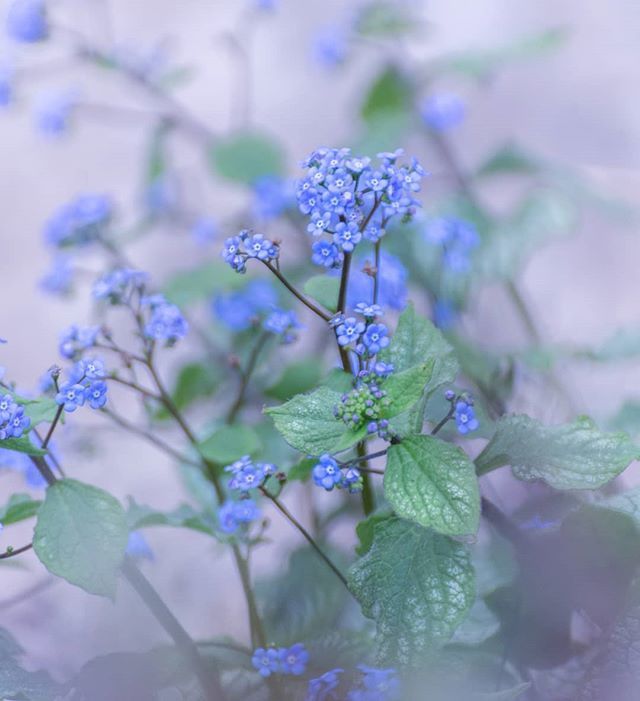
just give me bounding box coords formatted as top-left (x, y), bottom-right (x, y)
top-left (85, 381), bottom-right (108, 410)
top-left (336, 317), bottom-right (365, 347)
top-left (143, 295), bottom-right (188, 345)
top-left (313, 26), bottom-right (349, 68)
top-left (354, 303), bottom-right (383, 319)
top-left (252, 647), bottom-right (281, 678)
top-left (0, 65), bottom-right (13, 107)
top-left (246, 233), bottom-right (279, 261)
top-left (312, 454), bottom-right (342, 491)
top-left (93, 268), bottom-right (148, 304)
top-left (306, 668), bottom-right (344, 701)
top-left (39, 256), bottom-right (74, 296)
top-left (252, 176), bottom-right (292, 220)
top-left (421, 93), bottom-right (465, 132)
top-left (361, 324), bottom-right (389, 355)
top-left (56, 382), bottom-right (86, 412)
top-left (35, 89), bottom-right (77, 137)
top-left (218, 499), bottom-right (261, 534)
top-left (126, 531), bottom-right (154, 561)
top-left (225, 456), bottom-right (275, 492)
top-left (279, 643), bottom-right (309, 676)
top-left (78, 357), bottom-right (106, 380)
top-left (333, 221), bottom-right (361, 253)
top-left (6, 0), bottom-right (47, 43)
top-left (263, 308), bottom-right (300, 344)
top-left (312, 240), bottom-right (341, 268)
top-left (44, 194), bottom-right (112, 249)
top-left (6, 405), bottom-right (29, 438)
top-left (190, 217), bottom-right (218, 246)
top-left (454, 400), bottom-right (478, 435)
top-left (350, 665), bottom-right (400, 701)
top-left (372, 362), bottom-right (394, 378)
top-left (58, 325), bottom-right (100, 360)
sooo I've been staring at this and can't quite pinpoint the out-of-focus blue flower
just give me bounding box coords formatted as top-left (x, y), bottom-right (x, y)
top-left (6, 0), bottom-right (48, 43)
top-left (44, 194), bottom-right (112, 249)
top-left (58, 324), bottom-right (100, 359)
top-left (39, 256), bottom-right (74, 296)
top-left (92, 268), bottom-right (148, 304)
top-left (263, 308), bottom-right (300, 344)
top-left (0, 446), bottom-right (48, 487)
top-left (218, 499), bottom-right (262, 534)
top-left (346, 252), bottom-right (408, 312)
top-left (306, 668), bottom-right (344, 701)
top-left (190, 217), bottom-right (218, 246)
top-left (424, 217), bottom-right (479, 274)
top-left (126, 530), bottom-right (154, 560)
top-left (433, 299), bottom-right (457, 330)
top-left (253, 0), bottom-right (277, 10)
top-left (35, 89), bottom-right (77, 137)
top-left (252, 176), bottom-right (292, 220)
top-left (349, 665), bottom-right (400, 701)
top-left (144, 175), bottom-right (179, 217)
top-left (420, 93), bottom-right (465, 132)
top-left (0, 65), bottom-right (13, 107)
top-left (212, 279), bottom-right (277, 332)
top-left (142, 294), bottom-right (188, 345)
top-left (313, 26), bottom-right (349, 68)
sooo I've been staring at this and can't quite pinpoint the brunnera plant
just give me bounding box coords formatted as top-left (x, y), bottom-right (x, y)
top-left (1, 2), bottom-right (640, 701)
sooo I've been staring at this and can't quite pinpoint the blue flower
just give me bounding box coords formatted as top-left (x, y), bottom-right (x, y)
top-left (58, 325), bottom-right (100, 360)
top-left (362, 324), bottom-right (389, 355)
top-left (56, 382), bottom-right (86, 412)
top-left (336, 317), bottom-right (365, 347)
top-left (420, 93), bottom-right (465, 132)
top-left (251, 647), bottom-right (281, 678)
top-left (5, 405), bottom-right (29, 438)
top-left (92, 268), bottom-right (148, 304)
top-left (85, 381), bottom-right (108, 409)
top-left (75, 357), bottom-right (106, 380)
top-left (0, 65), bottom-right (13, 107)
top-left (346, 252), bottom-right (408, 312)
top-left (454, 400), bottom-right (478, 435)
top-left (126, 531), bottom-right (154, 561)
top-left (142, 295), bottom-right (188, 345)
top-left (218, 499), bottom-right (261, 534)
top-left (341, 466), bottom-right (362, 493)
top-left (313, 26), bottom-right (349, 68)
top-left (354, 303), bottom-right (383, 319)
top-left (246, 233), bottom-right (278, 261)
top-left (312, 454), bottom-right (342, 491)
top-left (372, 361), bottom-right (394, 378)
top-left (312, 240), bottom-right (341, 268)
top-left (333, 221), bottom-right (361, 253)
top-left (0, 446), bottom-right (47, 486)
top-left (349, 665), bottom-right (400, 701)
top-left (252, 176), bottom-right (292, 220)
top-left (306, 668), bottom-right (344, 701)
top-left (44, 194), bottom-right (112, 249)
top-left (264, 309), bottom-right (300, 344)
top-left (6, 0), bottom-right (47, 43)
top-left (279, 643), bottom-right (309, 676)
top-left (433, 299), bottom-right (457, 330)
top-left (190, 217), bottom-right (218, 246)
top-left (39, 256), bottom-right (74, 296)
top-left (35, 89), bottom-right (77, 137)
top-left (225, 456), bottom-right (275, 492)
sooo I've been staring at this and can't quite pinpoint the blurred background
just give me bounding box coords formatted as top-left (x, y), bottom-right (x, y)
top-left (0, 0), bottom-right (639, 689)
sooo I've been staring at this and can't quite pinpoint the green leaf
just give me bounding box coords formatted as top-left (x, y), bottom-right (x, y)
top-left (126, 500), bottom-right (215, 536)
top-left (198, 425), bottom-right (262, 465)
top-left (451, 599), bottom-right (500, 646)
top-left (0, 436), bottom-right (46, 456)
top-left (580, 327), bottom-right (640, 362)
top-left (303, 275), bottom-right (339, 314)
top-left (476, 414), bottom-right (640, 489)
top-left (355, 511), bottom-right (393, 556)
top-left (209, 131), bottom-right (284, 185)
top-left (286, 458), bottom-right (316, 483)
top-left (384, 436), bottom-right (480, 536)
top-left (155, 362), bottom-right (221, 420)
top-left (0, 494), bottom-right (41, 526)
top-left (475, 143), bottom-right (541, 179)
top-left (354, 1), bottom-right (420, 37)
top-left (0, 658), bottom-right (61, 701)
top-left (33, 479), bottom-right (128, 598)
top-left (361, 65), bottom-right (415, 125)
top-left (265, 386), bottom-right (366, 456)
top-left (382, 361), bottom-right (434, 418)
top-left (475, 191), bottom-right (576, 280)
top-left (380, 303), bottom-right (459, 393)
top-left (348, 517), bottom-right (475, 665)
top-left (265, 360), bottom-right (324, 402)
top-left (20, 397), bottom-right (58, 427)
top-left (163, 261), bottom-right (242, 307)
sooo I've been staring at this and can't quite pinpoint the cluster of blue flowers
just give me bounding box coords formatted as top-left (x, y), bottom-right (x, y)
top-left (0, 394), bottom-right (30, 441)
top-left (297, 148), bottom-right (423, 269)
top-left (55, 357), bottom-right (108, 412)
top-left (252, 643), bottom-right (308, 678)
top-left (222, 229), bottom-right (280, 273)
top-left (93, 268), bottom-right (149, 304)
top-left (424, 216), bottom-right (479, 274)
top-left (332, 303), bottom-right (394, 375)
top-left (420, 93), bottom-right (466, 132)
top-left (58, 325), bottom-right (100, 360)
top-left (6, 0), bottom-right (48, 43)
top-left (142, 294), bottom-right (189, 346)
top-left (225, 455), bottom-right (276, 493)
top-left (307, 665), bottom-right (399, 701)
top-left (312, 454), bottom-right (361, 493)
top-left (218, 498), bottom-right (261, 534)
top-left (44, 194), bottom-right (113, 249)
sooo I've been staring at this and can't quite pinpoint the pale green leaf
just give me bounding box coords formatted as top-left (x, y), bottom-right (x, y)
top-left (303, 275), bottom-right (339, 314)
top-left (0, 494), bottom-right (41, 526)
top-left (198, 425), bottom-right (261, 465)
top-left (265, 360), bottom-right (324, 402)
top-left (209, 131), bottom-right (284, 185)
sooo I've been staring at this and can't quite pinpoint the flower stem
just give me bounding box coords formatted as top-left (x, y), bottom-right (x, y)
top-left (263, 261), bottom-right (331, 321)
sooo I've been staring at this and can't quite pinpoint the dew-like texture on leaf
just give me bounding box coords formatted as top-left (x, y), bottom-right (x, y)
top-left (382, 361), bottom-right (434, 418)
top-left (347, 517), bottom-right (475, 666)
top-left (475, 414), bottom-right (639, 489)
top-left (379, 303), bottom-right (458, 394)
top-left (33, 479), bottom-right (129, 598)
top-left (384, 436), bottom-right (480, 536)
top-left (576, 576), bottom-right (640, 700)
top-left (265, 386), bottom-right (366, 456)
top-left (0, 657), bottom-right (61, 701)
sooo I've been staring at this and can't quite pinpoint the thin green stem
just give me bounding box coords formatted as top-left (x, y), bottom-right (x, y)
top-left (263, 261), bottom-right (332, 321)
top-left (42, 405), bottom-right (64, 450)
top-left (357, 443), bottom-right (375, 516)
top-left (0, 543), bottom-right (33, 560)
top-left (373, 239), bottom-right (382, 306)
top-left (431, 406), bottom-right (455, 436)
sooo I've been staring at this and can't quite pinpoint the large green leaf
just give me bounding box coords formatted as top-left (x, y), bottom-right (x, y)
top-left (198, 425), bottom-right (262, 465)
top-left (33, 479), bottom-right (128, 598)
top-left (0, 494), bottom-right (41, 526)
top-left (476, 414), bottom-right (639, 489)
top-left (265, 386), bottom-right (366, 456)
top-left (382, 361), bottom-right (434, 418)
top-left (0, 436), bottom-right (46, 456)
top-left (384, 436), bottom-right (480, 536)
top-left (348, 517), bottom-right (475, 665)
top-left (475, 143), bottom-right (541, 179)
top-left (380, 303), bottom-right (458, 393)
top-left (209, 131), bottom-right (285, 185)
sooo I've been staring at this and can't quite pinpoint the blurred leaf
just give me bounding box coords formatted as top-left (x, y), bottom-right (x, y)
top-left (472, 532), bottom-right (517, 597)
top-left (286, 457), bottom-right (315, 483)
top-left (0, 627), bottom-right (23, 658)
top-left (199, 425), bottom-right (262, 465)
top-left (451, 599), bottom-right (500, 646)
top-left (353, 113), bottom-right (413, 156)
top-left (476, 414), bottom-right (639, 489)
top-left (476, 684), bottom-right (531, 701)
top-left (163, 261), bottom-right (242, 307)
top-left (181, 463), bottom-right (217, 510)
top-left (348, 517), bottom-right (475, 665)
top-left (209, 132), bottom-right (284, 185)
top-left (475, 143), bottom-right (541, 179)
top-left (354, 1), bottom-right (420, 37)
top-left (258, 547), bottom-right (348, 645)
top-left (0, 494), bottom-right (41, 526)
top-left (608, 401), bottom-right (640, 439)
top-left (303, 275), bottom-right (339, 314)
top-left (265, 360), bottom-right (323, 402)
top-left (156, 362), bottom-right (221, 419)
top-left (265, 387), bottom-right (367, 456)
top-left (385, 436), bottom-right (480, 536)
top-left (434, 28), bottom-right (568, 80)
top-left (361, 65), bottom-right (415, 126)
top-left (0, 657), bottom-right (61, 701)
top-left (126, 500), bottom-right (216, 536)
top-left (355, 510), bottom-right (393, 556)
top-left (33, 479), bottom-right (128, 599)
top-left (577, 328), bottom-right (640, 362)
top-left (145, 122), bottom-right (171, 184)
top-left (321, 368), bottom-right (353, 393)
top-left (475, 191), bottom-right (576, 280)
top-left (0, 436), bottom-right (46, 456)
